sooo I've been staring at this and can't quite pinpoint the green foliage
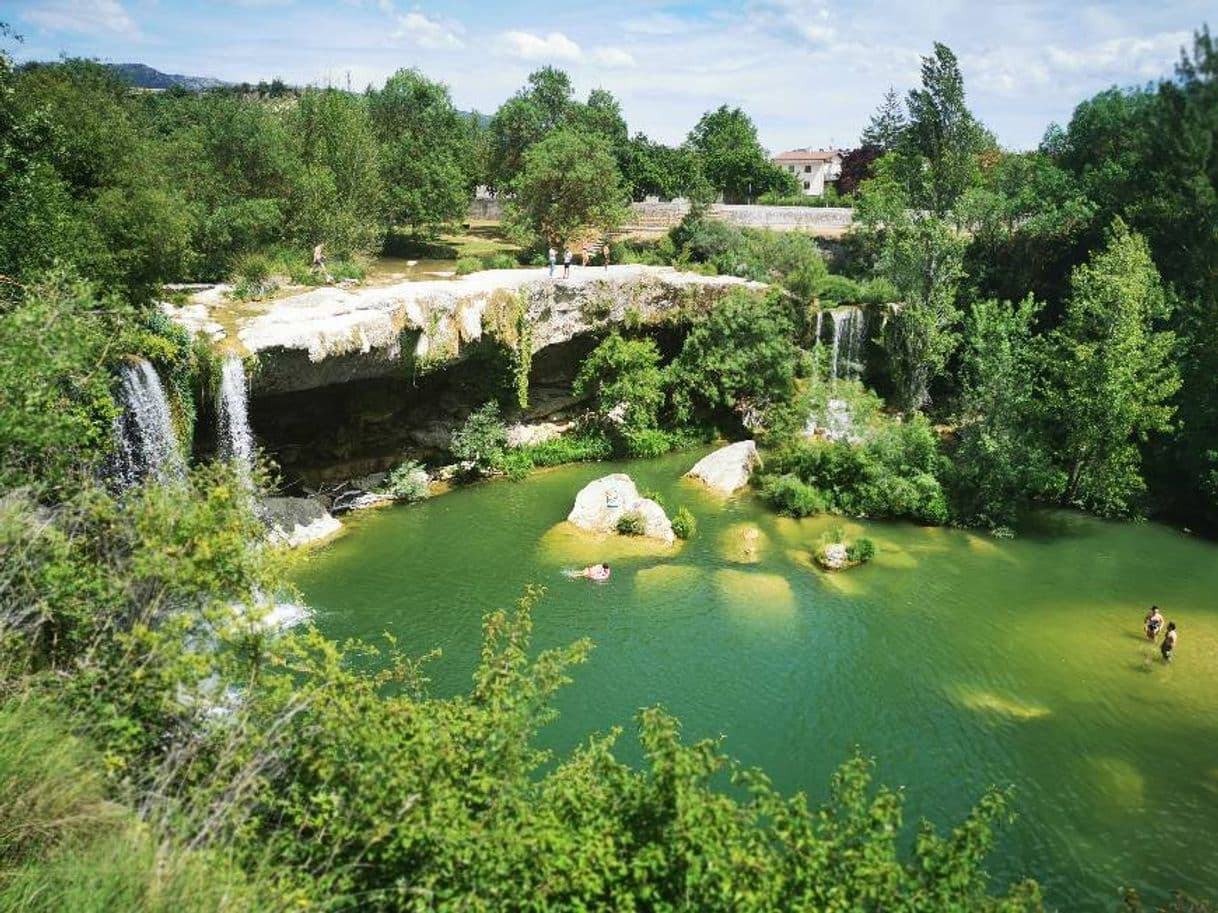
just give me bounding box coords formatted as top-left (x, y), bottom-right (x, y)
top-left (951, 296), bottom-right (1060, 527)
top-left (0, 274), bottom-right (123, 493)
top-left (846, 537), bottom-right (877, 563)
top-left (685, 105), bottom-right (797, 202)
top-left (1045, 219), bottom-right (1179, 516)
top-left (672, 505), bottom-right (697, 540)
top-left (368, 69), bottom-right (472, 236)
top-left (616, 512), bottom-right (646, 536)
top-left (497, 448), bottom-right (535, 481)
top-left (860, 86), bottom-right (908, 151)
top-left (669, 288), bottom-right (801, 426)
top-left (382, 460), bottom-right (430, 502)
top-left (450, 401), bottom-right (509, 471)
top-left (516, 429), bottom-right (613, 467)
top-left (574, 332), bottom-right (666, 445)
top-left (758, 415), bottom-right (949, 524)
top-left (504, 126), bottom-right (628, 246)
top-left (454, 256), bottom-right (483, 275)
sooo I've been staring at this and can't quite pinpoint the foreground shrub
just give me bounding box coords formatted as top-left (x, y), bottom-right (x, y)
top-left (672, 505), bottom-right (697, 540)
top-left (616, 512), bottom-right (646, 536)
top-left (382, 460), bottom-right (430, 501)
top-left (454, 256), bottom-right (483, 275)
top-left (450, 402), bottom-right (508, 471)
top-left (846, 537), bottom-right (876, 563)
top-left (759, 473), bottom-right (829, 517)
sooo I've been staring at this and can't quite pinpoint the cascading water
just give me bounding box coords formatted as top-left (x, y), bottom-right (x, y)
top-left (111, 359), bottom-right (186, 485)
top-left (218, 356), bottom-right (256, 474)
top-left (829, 306), bottom-right (864, 383)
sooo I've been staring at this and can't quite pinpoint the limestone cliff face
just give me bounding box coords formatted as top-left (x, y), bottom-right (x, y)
top-left (170, 266), bottom-right (758, 396)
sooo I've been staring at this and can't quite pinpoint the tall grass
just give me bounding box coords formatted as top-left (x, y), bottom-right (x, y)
top-left (0, 699), bottom-right (266, 913)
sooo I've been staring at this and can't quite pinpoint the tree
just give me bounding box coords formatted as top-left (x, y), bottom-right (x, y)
top-left (367, 69), bottom-right (472, 235)
top-left (573, 332), bottom-right (666, 441)
top-left (487, 67), bottom-right (575, 189)
top-left (859, 86), bottom-right (907, 150)
top-left (669, 289), bottom-right (800, 424)
top-left (1046, 220), bottom-right (1180, 516)
top-left (449, 401), bottom-right (508, 471)
top-left (289, 88), bottom-right (384, 256)
top-left (835, 144), bottom-right (883, 196)
top-left (951, 296), bottom-right (1059, 527)
top-left (900, 42), bottom-right (993, 215)
top-left (685, 105), bottom-right (796, 203)
top-left (504, 126), bottom-right (627, 246)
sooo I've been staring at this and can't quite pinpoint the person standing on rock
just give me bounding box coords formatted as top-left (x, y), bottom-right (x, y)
top-left (603, 241), bottom-right (611, 271)
top-left (312, 242), bottom-right (326, 272)
top-left (563, 247), bottom-right (573, 279)
top-left (548, 245), bottom-right (557, 278)
top-left (581, 244), bottom-right (590, 267)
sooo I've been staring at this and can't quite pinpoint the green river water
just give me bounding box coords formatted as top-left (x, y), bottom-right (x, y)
top-left (292, 450), bottom-right (1218, 912)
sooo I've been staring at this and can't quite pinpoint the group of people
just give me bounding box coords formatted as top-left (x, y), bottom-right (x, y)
top-left (548, 242), bottom-right (611, 278)
top-left (1144, 605), bottom-right (1179, 662)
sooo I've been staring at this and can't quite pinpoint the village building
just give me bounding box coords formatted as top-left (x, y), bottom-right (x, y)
top-left (771, 148), bottom-right (844, 196)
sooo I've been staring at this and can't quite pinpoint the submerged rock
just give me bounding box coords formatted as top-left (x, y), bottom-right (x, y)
top-left (684, 440), bottom-right (760, 494)
top-left (567, 473), bottom-right (675, 545)
top-left (261, 496), bottom-right (342, 548)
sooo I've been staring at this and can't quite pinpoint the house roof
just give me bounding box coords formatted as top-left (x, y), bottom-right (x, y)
top-left (772, 148), bottom-right (843, 162)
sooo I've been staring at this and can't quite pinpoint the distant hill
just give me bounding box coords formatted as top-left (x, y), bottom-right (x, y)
top-left (106, 63), bottom-right (228, 91)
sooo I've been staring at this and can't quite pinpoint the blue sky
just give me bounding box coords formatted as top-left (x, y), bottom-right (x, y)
top-left (5, 0), bottom-right (1212, 150)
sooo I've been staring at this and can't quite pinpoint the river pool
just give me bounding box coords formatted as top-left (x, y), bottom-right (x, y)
top-left (292, 450), bottom-right (1218, 911)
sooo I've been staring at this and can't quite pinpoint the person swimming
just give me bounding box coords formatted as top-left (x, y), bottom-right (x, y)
top-left (574, 563), bottom-right (610, 582)
top-left (1145, 605), bottom-right (1164, 641)
top-left (1161, 621), bottom-right (1177, 662)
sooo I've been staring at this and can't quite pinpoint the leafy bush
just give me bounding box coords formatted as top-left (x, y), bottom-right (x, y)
top-left (672, 505), bottom-right (697, 540)
top-left (574, 332), bottom-right (666, 443)
top-left (449, 402), bottom-right (508, 471)
top-left (382, 460), bottom-right (430, 501)
top-left (483, 253), bottom-right (517, 270)
top-left (624, 428), bottom-right (674, 458)
top-left (758, 473), bottom-right (829, 517)
top-left (846, 537), bottom-right (876, 563)
top-left (817, 274), bottom-right (863, 304)
top-left (757, 413), bottom-right (949, 524)
top-left (519, 430), bottom-right (613, 467)
top-left (497, 449), bottom-right (534, 481)
top-left (616, 512), bottom-right (645, 535)
top-left (229, 252), bottom-right (278, 300)
top-left (454, 256), bottom-right (483, 275)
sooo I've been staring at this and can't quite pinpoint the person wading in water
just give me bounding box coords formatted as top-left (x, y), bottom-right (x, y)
top-left (1161, 621), bottom-right (1178, 662)
top-left (1145, 605), bottom-right (1164, 641)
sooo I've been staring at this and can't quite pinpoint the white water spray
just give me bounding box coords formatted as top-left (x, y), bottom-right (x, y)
top-left (111, 359), bottom-right (185, 485)
top-left (218, 356), bottom-right (256, 474)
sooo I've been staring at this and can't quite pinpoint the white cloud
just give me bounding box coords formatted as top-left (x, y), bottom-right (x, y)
top-left (393, 9), bottom-right (464, 50)
top-left (22, 0), bottom-right (138, 35)
top-left (497, 30), bottom-right (582, 62)
top-left (1045, 31), bottom-right (1189, 78)
top-left (590, 46), bottom-right (636, 68)
top-left (749, 0), bottom-right (836, 46)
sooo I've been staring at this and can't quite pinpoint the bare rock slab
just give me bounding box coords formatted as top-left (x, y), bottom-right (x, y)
top-left (567, 473), bottom-right (674, 545)
top-left (684, 441), bottom-right (760, 494)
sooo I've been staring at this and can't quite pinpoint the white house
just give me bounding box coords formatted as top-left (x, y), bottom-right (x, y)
top-left (771, 148), bottom-right (844, 196)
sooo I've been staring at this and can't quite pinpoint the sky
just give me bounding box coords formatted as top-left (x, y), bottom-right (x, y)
top-left (4, 0), bottom-right (1212, 151)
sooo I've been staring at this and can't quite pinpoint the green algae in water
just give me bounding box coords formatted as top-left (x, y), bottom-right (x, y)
top-left (292, 450), bottom-right (1218, 911)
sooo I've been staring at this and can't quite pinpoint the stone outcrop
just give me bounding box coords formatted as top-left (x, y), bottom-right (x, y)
top-left (567, 473), bottom-right (675, 545)
top-left (261, 496), bottom-right (342, 548)
top-left (167, 266), bottom-right (758, 396)
top-left (684, 441), bottom-right (760, 494)
top-left (815, 542), bottom-right (850, 570)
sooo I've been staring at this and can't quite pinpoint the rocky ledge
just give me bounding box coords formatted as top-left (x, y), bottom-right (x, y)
top-left (685, 441), bottom-right (760, 494)
top-left (167, 265), bottom-right (757, 395)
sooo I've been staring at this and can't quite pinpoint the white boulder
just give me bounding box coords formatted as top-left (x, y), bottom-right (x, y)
top-left (684, 441), bottom-right (760, 494)
top-left (567, 473), bottom-right (675, 545)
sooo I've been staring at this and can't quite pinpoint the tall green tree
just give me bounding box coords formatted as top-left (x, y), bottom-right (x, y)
top-left (487, 67), bottom-right (575, 189)
top-left (1046, 220), bottom-right (1179, 516)
top-left (899, 42), bottom-right (992, 215)
top-left (859, 86), bottom-right (907, 150)
top-left (951, 296), bottom-right (1058, 526)
top-left (685, 105), bottom-right (797, 203)
top-left (367, 69), bottom-right (472, 235)
top-left (288, 88), bottom-right (384, 256)
top-left (504, 126), bottom-right (627, 246)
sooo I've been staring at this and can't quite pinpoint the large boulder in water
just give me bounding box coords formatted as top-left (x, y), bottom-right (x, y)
top-left (567, 473), bottom-right (675, 545)
top-left (684, 441), bottom-right (760, 494)
top-left (261, 497), bottom-right (342, 548)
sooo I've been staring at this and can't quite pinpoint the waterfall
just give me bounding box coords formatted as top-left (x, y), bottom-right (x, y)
top-left (218, 356), bottom-right (256, 473)
top-left (813, 309), bottom-right (824, 380)
top-left (112, 359), bottom-right (185, 485)
top-left (829, 307), bottom-right (864, 382)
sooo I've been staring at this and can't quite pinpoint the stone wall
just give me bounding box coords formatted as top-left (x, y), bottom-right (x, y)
top-left (466, 199), bottom-right (854, 234)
